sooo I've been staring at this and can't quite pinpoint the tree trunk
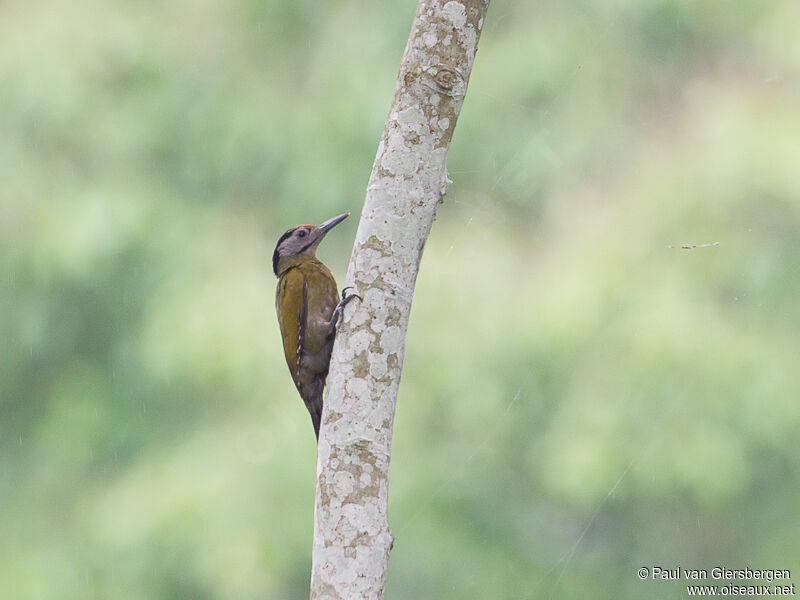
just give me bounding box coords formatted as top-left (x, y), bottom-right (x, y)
top-left (310, 1), bottom-right (490, 598)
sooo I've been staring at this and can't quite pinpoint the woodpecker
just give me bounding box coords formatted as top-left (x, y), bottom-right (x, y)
top-left (273, 212), bottom-right (358, 440)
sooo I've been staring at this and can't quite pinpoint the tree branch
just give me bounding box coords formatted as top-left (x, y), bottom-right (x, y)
top-left (311, 2), bottom-right (490, 598)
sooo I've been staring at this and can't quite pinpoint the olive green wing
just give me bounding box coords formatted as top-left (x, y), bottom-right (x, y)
top-left (276, 268), bottom-right (308, 382)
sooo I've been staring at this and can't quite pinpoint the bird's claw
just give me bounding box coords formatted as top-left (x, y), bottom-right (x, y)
top-left (330, 286), bottom-right (362, 329)
top-left (341, 286), bottom-right (362, 302)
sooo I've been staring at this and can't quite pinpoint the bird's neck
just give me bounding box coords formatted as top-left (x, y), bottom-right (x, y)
top-left (276, 253), bottom-right (320, 276)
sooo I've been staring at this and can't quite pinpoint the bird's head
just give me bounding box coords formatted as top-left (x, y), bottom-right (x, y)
top-left (273, 212), bottom-right (350, 275)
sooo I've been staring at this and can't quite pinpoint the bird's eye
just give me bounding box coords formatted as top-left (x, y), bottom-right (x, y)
top-left (297, 229), bottom-right (308, 238)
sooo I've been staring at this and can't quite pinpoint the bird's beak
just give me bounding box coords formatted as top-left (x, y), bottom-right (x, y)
top-left (317, 212), bottom-right (350, 235)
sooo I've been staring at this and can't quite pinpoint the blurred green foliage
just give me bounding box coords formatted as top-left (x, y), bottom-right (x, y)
top-left (2, 0), bottom-right (799, 598)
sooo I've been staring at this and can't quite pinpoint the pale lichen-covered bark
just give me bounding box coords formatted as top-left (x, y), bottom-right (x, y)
top-left (310, 1), bottom-right (490, 598)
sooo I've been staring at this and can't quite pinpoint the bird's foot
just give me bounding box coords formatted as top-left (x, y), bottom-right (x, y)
top-left (330, 286), bottom-right (362, 328)
top-left (340, 286), bottom-right (361, 301)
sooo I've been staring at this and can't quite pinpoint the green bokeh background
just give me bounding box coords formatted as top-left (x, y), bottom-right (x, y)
top-left (2, 0), bottom-right (799, 598)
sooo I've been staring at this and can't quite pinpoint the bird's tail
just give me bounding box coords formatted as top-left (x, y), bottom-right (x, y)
top-left (302, 376), bottom-right (325, 441)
